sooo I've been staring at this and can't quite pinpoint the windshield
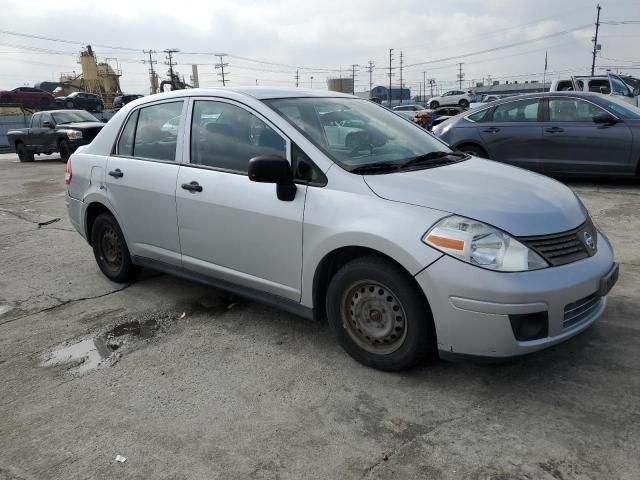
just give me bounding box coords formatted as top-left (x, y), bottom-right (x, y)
top-left (598, 96), bottom-right (640, 119)
top-left (264, 97), bottom-right (454, 172)
top-left (52, 111), bottom-right (99, 124)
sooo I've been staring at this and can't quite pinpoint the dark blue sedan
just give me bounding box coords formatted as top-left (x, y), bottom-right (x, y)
top-left (432, 91), bottom-right (640, 177)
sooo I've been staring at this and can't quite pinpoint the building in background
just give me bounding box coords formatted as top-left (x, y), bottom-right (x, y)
top-left (327, 78), bottom-right (354, 94)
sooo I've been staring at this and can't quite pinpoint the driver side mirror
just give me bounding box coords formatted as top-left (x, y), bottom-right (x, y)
top-left (248, 155), bottom-right (296, 201)
top-left (42, 121), bottom-right (53, 128)
top-left (592, 112), bottom-right (618, 125)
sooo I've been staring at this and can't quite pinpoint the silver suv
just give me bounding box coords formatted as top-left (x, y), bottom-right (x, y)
top-left (65, 87), bottom-right (618, 371)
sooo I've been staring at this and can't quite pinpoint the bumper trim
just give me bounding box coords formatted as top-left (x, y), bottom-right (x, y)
top-left (450, 296), bottom-right (547, 315)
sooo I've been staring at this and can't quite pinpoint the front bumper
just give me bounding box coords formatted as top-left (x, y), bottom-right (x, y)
top-left (416, 233), bottom-right (616, 357)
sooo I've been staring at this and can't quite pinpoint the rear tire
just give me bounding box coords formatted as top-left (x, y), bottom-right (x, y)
top-left (326, 256), bottom-right (437, 371)
top-left (58, 140), bottom-right (71, 163)
top-left (429, 101), bottom-right (439, 109)
top-left (459, 99), bottom-right (470, 108)
top-left (458, 144), bottom-right (488, 158)
top-left (95, 103), bottom-right (103, 113)
top-left (16, 143), bottom-right (34, 162)
top-left (91, 213), bottom-right (140, 283)
top-left (65, 101), bottom-right (74, 109)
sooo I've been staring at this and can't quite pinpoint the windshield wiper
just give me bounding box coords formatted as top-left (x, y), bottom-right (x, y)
top-left (350, 162), bottom-right (401, 174)
top-left (400, 151), bottom-right (467, 169)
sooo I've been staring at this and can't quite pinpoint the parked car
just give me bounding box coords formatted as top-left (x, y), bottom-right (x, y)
top-left (0, 87), bottom-right (55, 108)
top-left (392, 104), bottom-right (428, 120)
top-left (55, 92), bottom-right (104, 112)
top-left (469, 94), bottom-right (505, 109)
top-left (427, 90), bottom-right (471, 109)
top-left (113, 94), bottom-right (144, 110)
top-left (65, 87), bottom-right (617, 371)
top-left (550, 73), bottom-right (639, 107)
top-left (8, 110), bottom-right (105, 162)
top-left (432, 91), bottom-right (640, 177)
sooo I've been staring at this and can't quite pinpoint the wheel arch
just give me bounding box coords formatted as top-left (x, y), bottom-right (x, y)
top-left (84, 200), bottom-right (121, 246)
top-left (454, 141), bottom-right (489, 158)
top-left (311, 245), bottom-right (434, 322)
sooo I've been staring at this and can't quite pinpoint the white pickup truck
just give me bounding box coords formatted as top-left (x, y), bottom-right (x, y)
top-left (550, 73), bottom-right (640, 107)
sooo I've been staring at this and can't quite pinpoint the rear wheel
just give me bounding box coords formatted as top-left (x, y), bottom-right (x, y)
top-left (458, 144), bottom-right (488, 158)
top-left (429, 100), bottom-right (439, 109)
top-left (16, 143), bottom-right (34, 162)
top-left (91, 213), bottom-right (140, 283)
top-left (459, 99), bottom-right (470, 109)
top-left (326, 256), bottom-right (437, 371)
top-left (58, 140), bottom-right (71, 163)
top-left (65, 101), bottom-right (74, 109)
top-left (95, 103), bottom-right (103, 113)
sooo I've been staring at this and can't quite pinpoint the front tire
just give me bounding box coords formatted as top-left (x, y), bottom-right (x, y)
top-left (65, 101), bottom-right (74, 109)
top-left (429, 101), bottom-right (439, 109)
top-left (95, 103), bottom-right (103, 113)
top-left (58, 140), bottom-right (71, 163)
top-left (91, 213), bottom-right (140, 283)
top-left (458, 144), bottom-right (488, 158)
top-left (16, 143), bottom-right (34, 162)
top-left (459, 99), bottom-right (469, 108)
top-left (326, 256), bottom-right (437, 371)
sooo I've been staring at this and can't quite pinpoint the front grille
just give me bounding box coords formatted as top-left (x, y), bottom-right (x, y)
top-left (563, 292), bottom-right (602, 330)
top-left (83, 127), bottom-right (103, 141)
top-left (518, 218), bottom-right (598, 266)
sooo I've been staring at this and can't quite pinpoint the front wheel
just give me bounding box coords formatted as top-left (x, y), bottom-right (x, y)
top-left (58, 140), bottom-right (71, 163)
top-left (16, 143), bottom-right (34, 162)
top-left (326, 256), bottom-right (437, 371)
top-left (459, 99), bottom-right (469, 108)
top-left (458, 144), bottom-right (488, 158)
top-left (65, 101), bottom-right (74, 109)
top-left (91, 213), bottom-right (140, 283)
top-left (429, 101), bottom-right (439, 109)
top-left (95, 103), bottom-right (103, 112)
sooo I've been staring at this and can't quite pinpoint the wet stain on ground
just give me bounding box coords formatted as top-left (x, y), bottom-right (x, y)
top-left (40, 311), bottom-right (179, 375)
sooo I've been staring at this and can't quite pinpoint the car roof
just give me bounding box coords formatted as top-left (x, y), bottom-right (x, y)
top-left (42, 109), bottom-right (95, 115)
top-left (138, 86), bottom-right (356, 101)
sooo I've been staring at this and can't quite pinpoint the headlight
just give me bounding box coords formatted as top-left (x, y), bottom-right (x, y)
top-left (423, 215), bottom-right (548, 272)
top-left (62, 130), bottom-right (83, 140)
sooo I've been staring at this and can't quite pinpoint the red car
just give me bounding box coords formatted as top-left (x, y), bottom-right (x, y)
top-left (0, 87), bottom-right (55, 107)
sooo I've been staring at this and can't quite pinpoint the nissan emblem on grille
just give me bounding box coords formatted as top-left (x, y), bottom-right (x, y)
top-left (583, 231), bottom-right (596, 250)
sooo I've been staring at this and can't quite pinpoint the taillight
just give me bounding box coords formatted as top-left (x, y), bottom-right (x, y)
top-left (65, 159), bottom-right (72, 184)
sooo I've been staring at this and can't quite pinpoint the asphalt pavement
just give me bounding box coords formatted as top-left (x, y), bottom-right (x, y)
top-left (0, 152), bottom-right (638, 480)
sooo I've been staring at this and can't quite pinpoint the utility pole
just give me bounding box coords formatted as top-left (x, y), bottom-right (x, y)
top-left (164, 49), bottom-right (179, 87)
top-left (423, 71), bottom-right (427, 104)
top-left (591, 4), bottom-right (602, 76)
top-left (214, 53), bottom-right (229, 86)
top-left (366, 61), bottom-right (374, 98)
top-left (295, 69), bottom-right (299, 87)
top-left (310, 76), bottom-right (314, 88)
top-left (142, 49), bottom-right (158, 94)
top-left (429, 78), bottom-right (435, 97)
top-left (399, 51), bottom-right (404, 104)
top-left (457, 63), bottom-right (464, 89)
top-left (388, 48), bottom-right (394, 106)
top-left (351, 64), bottom-right (359, 95)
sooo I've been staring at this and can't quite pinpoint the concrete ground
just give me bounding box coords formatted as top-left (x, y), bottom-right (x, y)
top-left (0, 152), bottom-right (638, 480)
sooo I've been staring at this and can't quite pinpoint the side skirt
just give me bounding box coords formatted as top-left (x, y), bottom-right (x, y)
top-left (132, 255), bottom-right (315, 321)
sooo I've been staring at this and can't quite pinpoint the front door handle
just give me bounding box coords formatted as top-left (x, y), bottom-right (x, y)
top-left (483, 127), bottom-right (500, 133)
top-left (108, 169), bottom-right (124, 178)
top-left (181, 181), bottom-right (203, 193)
top-left (545, 126), bottom-right (564, 133)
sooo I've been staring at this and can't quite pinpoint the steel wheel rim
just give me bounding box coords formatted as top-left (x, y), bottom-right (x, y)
top-left (341, 280), bottom-right (408, 355)
top-left (100, 226), bottom-right (123, 270)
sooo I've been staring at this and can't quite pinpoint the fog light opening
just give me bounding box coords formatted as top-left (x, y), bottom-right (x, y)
top-left (509, 312), bottom-right (549, 341)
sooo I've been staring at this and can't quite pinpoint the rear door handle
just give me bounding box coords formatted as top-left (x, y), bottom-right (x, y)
top-left (108, 169), bottom-right (124, 178)
top-left (545, 127), bottom-right (564, 133)
top-left (181, 181), bottom-right (203, 193)
top-left (483, 127), bottom-right (500, 133)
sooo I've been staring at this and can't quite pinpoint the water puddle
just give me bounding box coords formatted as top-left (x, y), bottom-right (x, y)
top-left (40, 317), bottom-right (169, 375)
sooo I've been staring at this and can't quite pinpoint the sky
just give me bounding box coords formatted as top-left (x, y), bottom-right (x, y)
top-left (0, 0), bottom-right (638, 96)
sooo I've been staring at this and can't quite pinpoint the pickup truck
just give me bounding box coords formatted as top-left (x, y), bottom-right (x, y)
top-left (7, 110), bottom-right (105, 162)
top-left (550, 73), bottom-right (640, 107)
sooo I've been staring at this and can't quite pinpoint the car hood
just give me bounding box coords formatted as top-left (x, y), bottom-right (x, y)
top-left (363, 157), bottom-right (587, 237)
top-left (55, 122), bottom-right (104, 130)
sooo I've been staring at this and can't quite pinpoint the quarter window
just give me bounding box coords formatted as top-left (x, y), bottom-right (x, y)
top-left (190, 100), bottom-right (286, 173)
top-left (491, 99), bottom-right (540, 122)
top-left (132, 101), bottom-right (183, 161)
top-left (467, 109), bottom-right (489, 122)
top-left (548, 98), bottom-right (605, 122)
top-left (117, 110), bottom-right (139, 156)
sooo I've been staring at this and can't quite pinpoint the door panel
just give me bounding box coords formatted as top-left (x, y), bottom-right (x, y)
top-left (478, 98), bottom-right (543, 170)
top-left (540, 97), bottom-right (633, 174)
top-left (176, 98), bottom-right (305, 301)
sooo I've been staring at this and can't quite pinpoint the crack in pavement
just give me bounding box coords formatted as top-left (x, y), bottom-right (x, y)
top-left (0, 207), bottom-right (60, 227)
top-left (0, 284), bottom-right (133, 327)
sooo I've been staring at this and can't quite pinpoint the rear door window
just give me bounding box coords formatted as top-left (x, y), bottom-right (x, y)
top-left (548, 98), bottom-right (606, 122)
top-left (490, 99), bottom-right (540, 122)
top-left (133, 101), bottom-right (184, 161)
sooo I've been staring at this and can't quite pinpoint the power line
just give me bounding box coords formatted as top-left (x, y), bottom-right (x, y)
top-left (0, 28), bottom-right (141, 52)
